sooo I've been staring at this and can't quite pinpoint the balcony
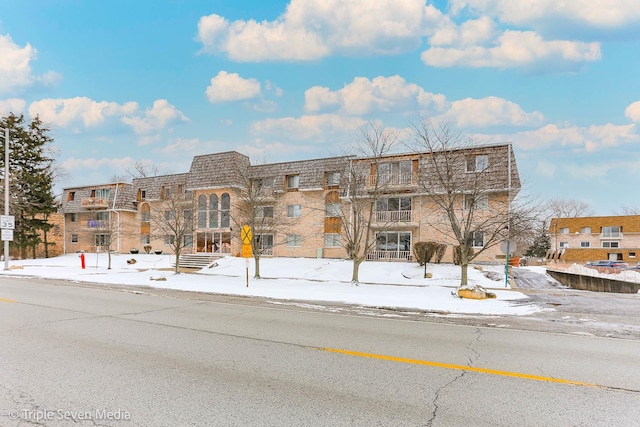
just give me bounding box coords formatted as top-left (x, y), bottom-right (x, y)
top-left (375, 210), bottom-right (413, 223)
top-left (81, 197), bottom-right (109, 209)
top-left (366, 250), bottom-right (412, 261)
top-left (600, 232), bottom-right (623, 239)
top-left (369, 172), bottom-right (415, 187)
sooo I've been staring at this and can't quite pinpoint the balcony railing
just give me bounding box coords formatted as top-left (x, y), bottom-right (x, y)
top-left (367, 250), bottom-right (412, 261)
top-left (369, 173), bottom-right (415, 187)
top-left (375, 210), bottom-right (413, 223)
top-left (81, 197), bottom-right (109, 209)
top-left (600, 232), bottom-right (623, 239)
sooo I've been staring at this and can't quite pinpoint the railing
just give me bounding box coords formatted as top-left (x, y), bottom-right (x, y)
top-left (375, 210), bottom-right (413, 222)
top-left (367, 250), bottom-right (412, 261)
top-left (369, 173), bottom-right (414, 186)
top-left (86, 220), bottom-right (107, 228)
top-left (81, 197), bottom-right (109, 208)
top-left (600, 232), bottom-right (623, 239)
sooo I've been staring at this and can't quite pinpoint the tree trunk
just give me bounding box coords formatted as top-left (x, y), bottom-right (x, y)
top-left (107, 250), bottom-right (111, 270)
top-left (174, 251), bottom-right (180, 274)
top-left (460, 262), bottom-right (468, 287)
top-left (351, 258), bottom-right (363, 284)
top-left (43, 229), bottom-right (49, 258)
top-left (253, 255), bottom-right (261, 279)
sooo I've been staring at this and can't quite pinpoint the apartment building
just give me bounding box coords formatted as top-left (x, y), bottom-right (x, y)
top-left (549, 215), bottom-right (640, 264)
top-left (60, 144), bottom-right (519, 263)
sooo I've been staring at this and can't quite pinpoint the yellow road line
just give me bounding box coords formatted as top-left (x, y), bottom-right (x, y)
top-left (318, 347), bottom-right (600, 388)
top-left (0, 297), bottom-right (16, 303)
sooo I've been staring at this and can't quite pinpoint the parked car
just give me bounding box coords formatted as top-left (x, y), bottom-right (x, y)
top-left (586, 260), bottom-right (628, 268)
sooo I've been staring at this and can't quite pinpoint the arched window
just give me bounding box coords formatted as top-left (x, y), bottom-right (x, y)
top-left (198, 195), bottom-right (207, 228)
top-left (209, 194), bottom-right (218, 228)
top-left (221, 193), bottom-right (230, 228)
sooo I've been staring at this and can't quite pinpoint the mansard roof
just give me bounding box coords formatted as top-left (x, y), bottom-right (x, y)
top-left (250, 156), bottom-right (352, 190)
top-left (186, 151), bottom-right (250, 190)
top-left (132, 173), bottom-right (189, 200)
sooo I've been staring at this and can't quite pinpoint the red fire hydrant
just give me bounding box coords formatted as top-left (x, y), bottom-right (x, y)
top-left (79, 253), bottom-right (85, 269)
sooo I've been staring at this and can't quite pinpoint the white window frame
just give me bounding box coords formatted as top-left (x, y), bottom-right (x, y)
top-left (325, 203), bottom-right (341, 217)
top-left (287, 174), bottom-right (300, 190)
top-left (580, 241), bottom-right (590, 248)
top-left (286, 234), bottom-right (302, 247)
top-left (324, 233), bottom-right (341, 248)
top-left (287, 204), bottom-right (302, 218)
top-left (559, 227), bottom-right (569, 234)
top-left (466, 155), bottom-right (488, 172)
top-left (468, 231), bottom-right (485, 248)
top-left (164, 235), bottom-right (175, 245)
top-left (257, 206), bottom-right (274, 218)
top-left (602, 241), bottom-right (619, 248)
top-left (326, 172), bottom-right (340, 187)
top-left (141, 235), bottom-right (151, 245)
top-left (463, 194), bottom-right (488, 210)
top-left (602, 226), bottom-right (621, 238)
top-left (580, 227), bottom-right (591, 234)
top-left (559, 241), bottom-right (568, 248)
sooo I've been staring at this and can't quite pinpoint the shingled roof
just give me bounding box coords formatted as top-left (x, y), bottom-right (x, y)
top-left (250, 156), bottom-right (352, 191)
top-left (186, 151), bottom-right (251, 190)
top-left (132, 173), bottom-right (189, 201)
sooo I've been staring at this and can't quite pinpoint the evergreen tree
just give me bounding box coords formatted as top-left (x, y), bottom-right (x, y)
top-left (0, 113), bottom-right (57, 259)
top-left (524, 222), bottom-right (551, 258)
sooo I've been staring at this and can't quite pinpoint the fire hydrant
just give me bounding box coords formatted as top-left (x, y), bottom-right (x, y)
top-left (79, 253), bottom-right (85, 269)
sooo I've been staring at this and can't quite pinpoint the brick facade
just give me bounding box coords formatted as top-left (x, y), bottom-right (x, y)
top-left (59, 144), bottom-right (519, 263)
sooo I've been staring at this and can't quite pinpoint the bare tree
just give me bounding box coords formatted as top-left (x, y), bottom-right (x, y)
top-left (544, 198), bottom-right (593, 219)
top-left (92, 211), bottom-right (123, 270)
top-left (149, 188), bottom-right (195, 273)
top-left (340, 123), bottom-right (402, 284)
top-left (230, 166), bottom-right (290, 279)
top-left (615, 204), bottom-right (640, 215)
top-left (410, 120), bottom-right (517, 287)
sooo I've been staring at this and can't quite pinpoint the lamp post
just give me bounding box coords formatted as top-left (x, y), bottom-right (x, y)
top-left (0, 125), bottom-right (9, 270)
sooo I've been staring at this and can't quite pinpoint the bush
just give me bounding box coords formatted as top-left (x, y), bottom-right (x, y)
top-left (453, 245), bottom-right (474, 265)
top-left (413, 242), bottom-right (429, 266)
top-left (414, 241), bottom-right (447, 265)
top-left (143, 245), bottom-right (152, 254)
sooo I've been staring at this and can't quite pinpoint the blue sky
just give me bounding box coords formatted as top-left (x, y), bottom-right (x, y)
top-left (1, 0), bottom-right (639, 215)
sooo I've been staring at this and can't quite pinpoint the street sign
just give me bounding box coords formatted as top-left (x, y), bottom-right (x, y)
top-left (1, 229), bottom-right (13, 241)
top-left (1, 215), bottom-right (15, 229)
top-left (500, 239), bottom-right (517, 255)
top-left (242, 244), bottom-right (252, 258)
top-left (241, 225), bottom-right (252, 245)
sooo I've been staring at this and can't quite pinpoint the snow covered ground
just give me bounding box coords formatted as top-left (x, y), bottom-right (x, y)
top-left (0, 253), bottom-right (546, 316)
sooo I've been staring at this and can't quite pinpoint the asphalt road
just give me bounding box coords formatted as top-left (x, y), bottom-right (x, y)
top-left (1, 276), bottom-right (640, 426)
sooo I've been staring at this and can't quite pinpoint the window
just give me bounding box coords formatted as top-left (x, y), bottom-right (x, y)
top-left (95, 234), bottom-right (110, 246)
top-left (580, 241), bottom-right (590, 248)
top-left (463, 194), bottom-right (488, 210)
top-left (286, 174), bottom-right (300, 191)
top-left (255, 234), bottom-right (274, 255)
top-left (466, 155), bottom-right (488, 172)
top-left (287, 234), bottom-right (302, 247)
top-left (257, 206), bottom-right (274, 218)
top-left (378, 160), bottom-right (412, 185)
top-left (95, 188), bottom-right (110, 199)
top-left (71, 234), bottom-right (78, 243)
top-left (198, 195), bottom-right (207, 228)
top-left (602, 241), bottom-right (619, 248)
top-left (140, 190), bottom-right (146, 199)
top-left (67, 192), bottom-right (75, 201)
top-left (221, 193), bottom-right (230, 228)
top-left (324, 233), bottom-right (341, 248)
top-left (559, 227), bottom-right (569, 234)
top-left (141, 211), bottom-right (150, 222)
top-left (70, 213), bottom-right (78, 222)
top-left (630, 252), bottom-right (636, 258)
top-left (209, 194), bottom-right (218, 228)
top-left (183, 234), bottom-right (193, 247)
top-left (287, 204), bottom-right (301, 218)
top-left (581, 227), bottom-right (591, 234)
top-left (559, 242), bottom-right (568, 248)
top-left (164, 235), bottom-right (175, 245)
top-left (163, 187), bottom-right (172, 199)
top-left (141, 235), bottom-right (150, 245)
top-left (376, 197), bottom-right (412, 221)
top-left (164, 210), bottom-right (174, 221)
top-left (376, 232), bottom-right (411, 252)
top-left (325, 172), bottom-right (340, 187)
top-left (602, 226), bottom-right (621, 238)
top-left (468, 231), bottom-right (485, 248)
top-left (325, 203), bottom-right (341, 218)
top-left (183, 209), bottom-right (193, 228)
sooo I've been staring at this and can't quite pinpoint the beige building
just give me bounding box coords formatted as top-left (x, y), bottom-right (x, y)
top-left (60, 144), bottom-right (519, 263)
top-left (549, 215), bottom-right (640, 264)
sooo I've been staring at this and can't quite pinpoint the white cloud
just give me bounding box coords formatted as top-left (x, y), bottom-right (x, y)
top-left (625, 101), bottom-right (640, 122)
top-left (197, 0), bottom-right (436, 61)
top-left (480, 122), bottom-right (639, 151)
top-left (450, 0), bottom-right (640, 30)
top-left (251, 114), bottom-right (365, 140)
top-left (61, 156), bottom-right (137, 173)
top-left (0, 98), bottom-right (27, 116)
top-left (422, 30), bottom-right (601, 70)
top-left (437, 96), bottom-right (545, 128)
top-left (161, 138), bottom-right (201, 154)
top-left (121, 99), bottom-right (188, 135)
top-left (205, 71), bottom-right (262, 103)
top-left (0, 34), bottom-right (61, 94)
top-left (29, 97), bottom-right (138, 127)
top-left (305, 75), bottom-right (449, 116)
top-left (429, 16), bottom-right (497, 47)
